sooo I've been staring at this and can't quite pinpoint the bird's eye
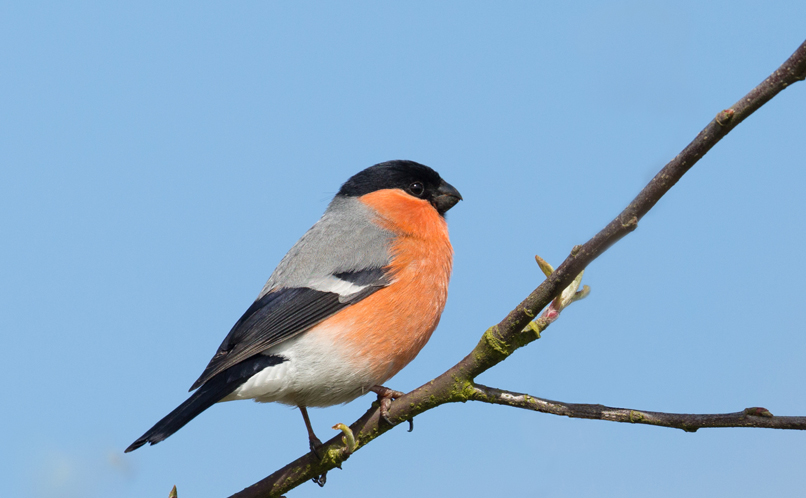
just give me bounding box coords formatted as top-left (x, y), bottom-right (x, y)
top-left (408, 182), bottom-right (425, 197)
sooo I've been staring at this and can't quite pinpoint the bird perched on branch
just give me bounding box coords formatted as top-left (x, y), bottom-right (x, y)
top-left (126, 160), bottom-right (462, 454)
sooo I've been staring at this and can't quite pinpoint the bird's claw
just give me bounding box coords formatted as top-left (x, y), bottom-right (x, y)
top-left (311, 472), bottom-right (327, 487)
top-left (371, 385), bottom-right (404, 425)
top-left (309, 435), bottom-right (327, 486)
top-left (379, 398), bottom-right (395, 425)
top-left (308, 435), bottom-right (324, 459)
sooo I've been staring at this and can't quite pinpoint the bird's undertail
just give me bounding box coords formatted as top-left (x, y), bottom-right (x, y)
top-left (125, 354), bottom-right (286, 453)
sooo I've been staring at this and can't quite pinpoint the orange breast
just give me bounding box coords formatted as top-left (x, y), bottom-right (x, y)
top-left (326, 189), bottom-right (453, 384)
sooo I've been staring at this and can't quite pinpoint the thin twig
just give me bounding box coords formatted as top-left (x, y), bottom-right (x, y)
top-left (470, 384), bottom-right (806, 432)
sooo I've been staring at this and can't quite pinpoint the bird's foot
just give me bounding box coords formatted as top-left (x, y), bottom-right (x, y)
top-left (299, 406), bottom-right (325, 459)
top-left (308, 434), bottom-right (324, 459)
top-left (370, 385), bottom-right (404, 425)
top-left (311, 472), bottom-right (327, 487)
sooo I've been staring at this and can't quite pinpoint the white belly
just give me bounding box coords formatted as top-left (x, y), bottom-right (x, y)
top-left (220, 321), bottom-right (381, 407)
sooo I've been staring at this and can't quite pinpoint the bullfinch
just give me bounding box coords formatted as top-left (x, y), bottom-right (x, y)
top-left (126, 160), bottom-right (462, 453)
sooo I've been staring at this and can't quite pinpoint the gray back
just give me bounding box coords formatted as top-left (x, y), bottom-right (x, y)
top-left (259, 195), bottom-right (393, 298)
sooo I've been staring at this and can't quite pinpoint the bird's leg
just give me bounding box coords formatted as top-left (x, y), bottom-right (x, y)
top-left (298, 406), bottom-right (323, 458)
top-left (370, 385), bottom-right (404, 425)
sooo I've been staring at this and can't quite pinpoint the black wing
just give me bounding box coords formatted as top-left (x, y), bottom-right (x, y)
top-left (189, 268), bottom-right (390, 391)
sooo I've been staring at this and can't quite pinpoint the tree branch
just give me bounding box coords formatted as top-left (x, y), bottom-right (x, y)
top-left (470, 384), bottom-right (806, 432)
top-left (227, 38), bottom-right (806, 498)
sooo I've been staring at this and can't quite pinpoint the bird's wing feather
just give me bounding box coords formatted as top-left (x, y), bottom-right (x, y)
top-left (189, 267), bottom-right (390, 391)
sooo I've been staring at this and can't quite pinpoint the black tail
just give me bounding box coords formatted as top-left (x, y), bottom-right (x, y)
top-left (125, 354), bottom-right (285, 452)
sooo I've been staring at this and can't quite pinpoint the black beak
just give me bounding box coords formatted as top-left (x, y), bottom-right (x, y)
top-left (432, 180), bottom-right (462, 215)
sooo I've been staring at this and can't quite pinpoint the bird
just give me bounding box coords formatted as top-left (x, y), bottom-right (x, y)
top-left (125, 160), bottom-right (462, 454)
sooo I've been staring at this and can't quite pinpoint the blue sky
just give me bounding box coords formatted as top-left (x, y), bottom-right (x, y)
top-left (2, 2), bottom-right (805, 497)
